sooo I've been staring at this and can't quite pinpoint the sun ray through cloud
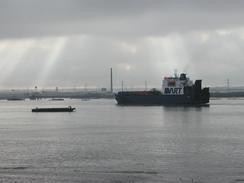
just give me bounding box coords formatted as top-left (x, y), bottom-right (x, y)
top-left (0, 39), bottom-right (35, 87)
top-left (36, 36), bottom-right (68, 87)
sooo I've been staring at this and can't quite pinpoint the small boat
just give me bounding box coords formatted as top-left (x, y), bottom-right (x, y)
top-left (49, 98), bottom-right (65, 101)
top-left (7, 98), bottom-right (25, 101)
top-left (32, 106), bottom-right (75, 112)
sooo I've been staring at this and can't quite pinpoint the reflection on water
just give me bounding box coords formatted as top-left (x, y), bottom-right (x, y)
top-left (0, 99), bottom-right (243, 182)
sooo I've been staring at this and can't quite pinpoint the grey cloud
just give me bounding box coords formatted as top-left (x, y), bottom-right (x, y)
top-left (1, 1), bottom-right (244, 88)
top-left (2, 32), bottom-right (244, 88)
top-left (180, 31), bottom-right (244, 86)
top-left (1, 0), bottom-right (244, 39)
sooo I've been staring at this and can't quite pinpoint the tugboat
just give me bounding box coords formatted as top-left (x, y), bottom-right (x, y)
top-left (115, 73), bottom-right (209, 105)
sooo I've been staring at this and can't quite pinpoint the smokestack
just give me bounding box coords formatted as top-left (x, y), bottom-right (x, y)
top-left (110, 68), bottom-right (113, 93)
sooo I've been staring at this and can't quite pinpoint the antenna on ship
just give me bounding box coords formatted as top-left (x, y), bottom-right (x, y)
top-left (174, 69), bottom-right (178, 78)
top-left (121, 80), bottom-right (124, 92)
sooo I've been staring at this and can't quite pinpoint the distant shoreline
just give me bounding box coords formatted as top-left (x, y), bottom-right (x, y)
top-left (211, 92), bottom-right (244, 98)
top-left (0, 89), bottom-right (243, 100)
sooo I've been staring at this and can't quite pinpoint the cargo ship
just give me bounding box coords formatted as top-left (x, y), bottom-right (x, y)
top-left (115, 73), bottom-right (209, 105)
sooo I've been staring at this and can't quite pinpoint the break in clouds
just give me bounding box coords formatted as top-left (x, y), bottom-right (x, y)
top-left (1, 0), bottom-right (244, 88)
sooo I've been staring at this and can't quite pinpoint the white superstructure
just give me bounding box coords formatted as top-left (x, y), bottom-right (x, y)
top-left (162, 73), bottom-right (193, 95)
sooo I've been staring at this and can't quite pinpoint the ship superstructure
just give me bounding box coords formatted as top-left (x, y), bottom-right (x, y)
top-left (162, 73), bottom-right (193, 95)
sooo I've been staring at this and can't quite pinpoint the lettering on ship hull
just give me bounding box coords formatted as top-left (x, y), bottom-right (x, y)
top-left (164, 87), bottom-right (184, 95)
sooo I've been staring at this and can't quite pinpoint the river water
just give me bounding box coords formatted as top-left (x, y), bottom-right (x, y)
top-left (0, 98), bottom-right (244, 183)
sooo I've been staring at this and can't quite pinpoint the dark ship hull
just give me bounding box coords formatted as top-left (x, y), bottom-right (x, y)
top-left (32, 106), bottom-right (75, 112)
top-left (115, 80), bottom-right (209, 106)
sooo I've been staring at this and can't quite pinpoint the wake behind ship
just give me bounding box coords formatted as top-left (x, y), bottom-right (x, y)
top-left (115, 73), bottom-right (209, 105)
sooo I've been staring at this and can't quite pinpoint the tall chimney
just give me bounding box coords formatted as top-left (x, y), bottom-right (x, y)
top-left (110, 68), bottom-right (113, 93)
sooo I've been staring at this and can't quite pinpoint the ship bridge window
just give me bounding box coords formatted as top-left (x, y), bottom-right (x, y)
top-left (180, 73), bottom-right (186, 80)
top-left (168, 80), bottom-right (176, 86)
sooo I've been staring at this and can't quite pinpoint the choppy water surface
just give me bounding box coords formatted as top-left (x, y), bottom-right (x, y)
top-left (0, 99), bottom-right (244, 183)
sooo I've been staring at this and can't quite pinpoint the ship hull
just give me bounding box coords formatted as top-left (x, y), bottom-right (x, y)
top-left (115, 82), bottom-right (210, 106)
top-left (115, 94), bottom-right (209, 106)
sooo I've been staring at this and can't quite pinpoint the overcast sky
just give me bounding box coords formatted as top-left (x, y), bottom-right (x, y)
top-left (1, 0), bottom-right (244, 89)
